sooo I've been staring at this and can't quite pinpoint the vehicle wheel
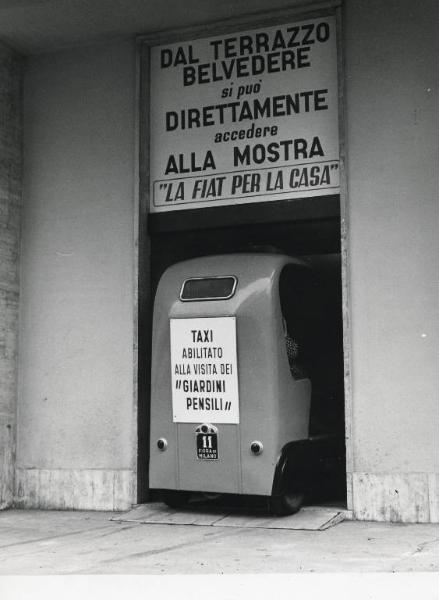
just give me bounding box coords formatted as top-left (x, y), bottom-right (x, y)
top-left (270, 492), bottom-right (304, 516)
top-left (162, 490), bottom-right (191, 509)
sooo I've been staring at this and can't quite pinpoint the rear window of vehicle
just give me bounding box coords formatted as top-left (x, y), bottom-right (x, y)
top-left (180, 277), bottom-right (237, 301)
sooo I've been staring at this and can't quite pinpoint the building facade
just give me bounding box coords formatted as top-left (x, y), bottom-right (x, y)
top-left (0, 0), bottom-right (438, 522)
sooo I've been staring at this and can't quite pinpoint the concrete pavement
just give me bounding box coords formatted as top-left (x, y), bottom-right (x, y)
top-left (1, 507), bottom-right (439, 574)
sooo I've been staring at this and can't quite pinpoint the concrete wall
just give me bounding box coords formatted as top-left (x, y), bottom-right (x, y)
top-left (0, 44), bottom-right (22, 509)
top-left (17, 40), bottom-right (137, 510)
top-left (12, 0), bottom-right (439, 520)
top-left (345, 0), bottom-right (439, 521)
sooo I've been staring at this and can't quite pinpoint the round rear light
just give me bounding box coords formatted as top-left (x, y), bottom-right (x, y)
top-left (157, 438), bottom-right (167, 451)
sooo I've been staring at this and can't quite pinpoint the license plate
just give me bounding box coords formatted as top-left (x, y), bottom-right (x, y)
top-left (196, 432), bottom-right (218, 460)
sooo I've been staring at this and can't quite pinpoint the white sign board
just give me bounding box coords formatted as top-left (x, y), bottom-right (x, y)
top-left (149, 16), bottom-right (339, 212)
top-left (170, 317), bottom-right (240, 423)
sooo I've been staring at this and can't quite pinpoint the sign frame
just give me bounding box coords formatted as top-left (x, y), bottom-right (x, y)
top-left (139, 2), bottom-right (343, 219)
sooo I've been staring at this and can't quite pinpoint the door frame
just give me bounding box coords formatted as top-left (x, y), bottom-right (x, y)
top-left (134, 0), bottom-right (352, 508)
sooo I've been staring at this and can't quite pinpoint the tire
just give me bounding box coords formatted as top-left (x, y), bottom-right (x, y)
top-left (162, 490), bottom-right (191, 509)
top-left (270, 492), bottom-right (304, 516)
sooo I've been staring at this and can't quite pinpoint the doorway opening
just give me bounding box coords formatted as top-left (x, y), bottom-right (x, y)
top-left (138, 198), bottom-right (346, 511)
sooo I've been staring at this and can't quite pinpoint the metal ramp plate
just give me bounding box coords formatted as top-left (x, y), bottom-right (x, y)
top-left (111, 503), bottom-right (349, 531)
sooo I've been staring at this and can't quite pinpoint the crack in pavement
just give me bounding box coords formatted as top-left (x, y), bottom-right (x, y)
top-left (0, 523), bottom-right (122, 550)
top-left (94, 524), bottom-right (139, 539)
top-left (68, 528), bottom-right (244, 573)
top-left (413, 537), bottom-right (439, 555)
top-left (389, 536), bottom-right (439, 571)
